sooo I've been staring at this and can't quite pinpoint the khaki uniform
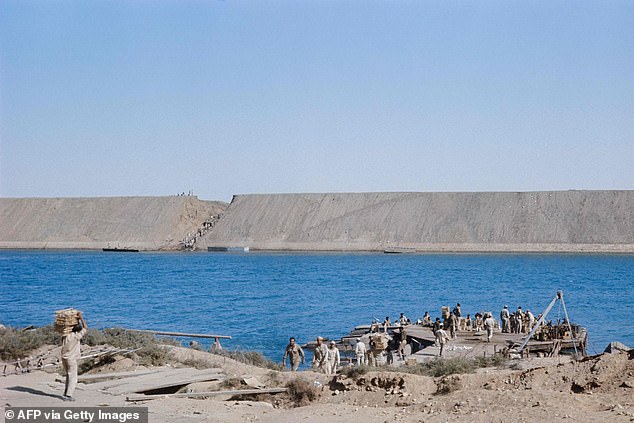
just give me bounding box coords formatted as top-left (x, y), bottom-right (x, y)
top-left (283, 343), bottom-right (305, 371)
top-left (474, 314), bottom-right (484, 332)
top-left (514, 308), bottom-right (524, 333)
top-left (435, 329), bottom-right (450, 356)
top-left (312, 343), bottom-right (328, 372)
top-left (422, 314), bottom-right (432, 326)
top-left (500, 308), bottom-right (510, 333)
top-left (397, 329), bottom-right (408, 360)
top-left (61, 327), bottom-right (87, 397)
top-left (325, 346), bottom-right (340, 375)
top-left (484, 317), bottom-right (496, 342)
top-left (447, 313), bottom-right (457, 339)
top-left (354, 341), bottom-right (367, 366)
top-left (526, 311), bottom-right (535, 331)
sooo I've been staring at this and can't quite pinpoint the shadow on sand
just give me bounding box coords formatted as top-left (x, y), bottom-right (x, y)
top-left (6, 386), bottom-right (65, 400)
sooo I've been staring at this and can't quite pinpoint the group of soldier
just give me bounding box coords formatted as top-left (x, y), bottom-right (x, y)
top-left (423, 302), bottom-right (539, 354)
top-left (499, 305), bottom-right (536, 334)
top-left (282, 336), bottom-right (341, 374)
top-left (283, 302), bottom-right (540, 370)
top-left (423, 305), bottom-right (492, 354)
top-left (283, 331), bottom-right (393, 372)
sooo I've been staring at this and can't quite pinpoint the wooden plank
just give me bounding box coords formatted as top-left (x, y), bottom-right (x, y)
top-left (126, 387), bottom-right (288, 402)
top-left (80, 348), bottom-right (140, 360)
top-left (101, 374), bottom-right (226, 396)
top-left (101, 368), bottom-right (225, 395)
top-left (131, 374), bottom-right (225, 395)
top-left (124, 329), bottom-right (231, 339)
top-left (89, 368), bottom-right (208, 392)
top-left (85, 368), bottom-right (178, 390)
top-left (81, 367), bottom-right (221, 382)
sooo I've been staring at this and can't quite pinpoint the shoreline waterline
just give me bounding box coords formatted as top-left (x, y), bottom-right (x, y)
top-left (1, 250), bottom-right (632, 362)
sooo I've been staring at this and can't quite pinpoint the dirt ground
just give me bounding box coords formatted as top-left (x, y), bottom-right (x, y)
top-left (1, 346), bottom-right (633, 423)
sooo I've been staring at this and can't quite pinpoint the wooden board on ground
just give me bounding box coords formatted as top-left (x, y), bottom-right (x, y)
top-left (80, 367), bottom-right (222, 383)
top-left (89, 367), bottom-right (225, 395)
top-left (126, 387), bottom-right (288, 402)
top-left (81, 367), bottom-right (177, 391)
top-left (104, 368), bottom-right (224, 395)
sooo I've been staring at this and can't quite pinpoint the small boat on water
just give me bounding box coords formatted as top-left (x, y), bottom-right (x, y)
top-left (208, 246), bottom-right (250, 253)
top-left (383, 247), bottom-right (417, 254)
top-left (102, 247), bottom-right (139, 252)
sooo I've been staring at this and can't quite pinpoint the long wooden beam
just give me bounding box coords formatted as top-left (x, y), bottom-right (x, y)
top-left (79, 368), bottom-right (208, 382)
top-left (126, 387), bottom-right (288, 402)
top-left (123, 329), bottom-right (231, 339)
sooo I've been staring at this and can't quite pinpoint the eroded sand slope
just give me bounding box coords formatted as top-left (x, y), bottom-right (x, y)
top-left (201, 191), bottom-right (634, 252)
top-left (0, 196), bottom-right (226, 250)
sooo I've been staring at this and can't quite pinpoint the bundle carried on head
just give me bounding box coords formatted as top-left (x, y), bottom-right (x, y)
top-left (54, 308), bottom-right (81, 335)
top-left (441, 306), bottom-right (450, 319)
top-left (371, 333), bottom-right (389, 350)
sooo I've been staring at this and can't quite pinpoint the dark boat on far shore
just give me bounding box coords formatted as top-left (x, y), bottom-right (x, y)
top-left (102, 247), bottom-right (139, 252)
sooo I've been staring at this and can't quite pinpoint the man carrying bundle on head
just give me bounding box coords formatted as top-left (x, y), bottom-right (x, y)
top-left (56, 310), bottom-right (88, 401)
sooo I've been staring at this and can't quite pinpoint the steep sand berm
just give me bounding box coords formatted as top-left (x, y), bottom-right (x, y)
top-left (0, 196), bottom-right (226, 250)
top-left (201, 190), bottom-right (634, 252)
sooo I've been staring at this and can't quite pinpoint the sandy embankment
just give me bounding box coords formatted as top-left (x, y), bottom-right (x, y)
top-left (0, 196), bottom-right (226, 250)
top-left (2, 191), bottom-right (634, 253)
top-left (1, 345), bottom-right (633, 423)
top-left (200, 191), bottom-right (634, 253)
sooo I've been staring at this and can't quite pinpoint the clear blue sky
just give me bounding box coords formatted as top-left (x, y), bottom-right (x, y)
top-left (1, 1), bottom-right (632, 202)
